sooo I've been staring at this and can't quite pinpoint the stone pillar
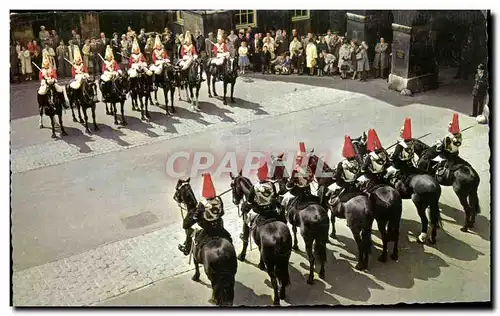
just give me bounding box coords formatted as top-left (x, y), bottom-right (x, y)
top-left (345, 12), bottom-right (368, 42)
top-left (388, 22), bottom-right (439, 94)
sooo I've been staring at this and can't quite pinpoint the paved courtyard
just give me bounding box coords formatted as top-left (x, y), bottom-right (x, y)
top-left (10, 74), bottom-right (491, 306)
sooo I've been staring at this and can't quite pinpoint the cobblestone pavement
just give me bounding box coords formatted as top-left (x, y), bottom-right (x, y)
top-left (11, 76), bottom-right (491, 306)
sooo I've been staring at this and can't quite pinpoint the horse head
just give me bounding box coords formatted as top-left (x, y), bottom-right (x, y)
top-left (229, 170), bottom-right (251, 206)
top-left (189, 60), bottom-right (203, 83)
top-left (351, 132), bottom-right (368, 163)
top-left (173, 178), bottom-right (198, 213)
top-left (226, 57), bottom-right (238, 78)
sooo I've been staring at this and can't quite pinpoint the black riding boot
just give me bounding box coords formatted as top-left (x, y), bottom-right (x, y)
top-left (240, 223), bottom-right (250, 243)
top-left (178, 227), bottom-right (194, 256)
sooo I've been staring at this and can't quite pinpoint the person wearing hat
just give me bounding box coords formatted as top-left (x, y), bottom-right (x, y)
top-left (178, 173), bottom-right (233, 256)
top-left (361, 129), bottom-right (391, 183)
top-left (100, 45), bottom-right (122, 102)
top-left (69, 45), bottom-right (99, 102)
top-left (471, 63), bottom-right (488, 117)
top-left (128, 38), bottom-right (152, 78)
top-left (389, 118), bottom-right (416, 184)
top-left (435, 113), bottom-right (463, 171)
top-left (328, 136), bottom-right (362, 207)
top-left (179, 31), bottom-right (198, 71)
top-left (149, 35), bottom-right (170, 88)
top-left (211, 29), bottom-right (230, 81)
top-left (37, 51), bottom-right (68, 109)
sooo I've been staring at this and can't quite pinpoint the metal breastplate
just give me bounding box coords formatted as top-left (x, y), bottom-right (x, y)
top-left (201, 198), bottom-right (222, 222)
top-left (341, 159), bottom-right (359, 182)
top-left (253, 182), bottom-right (274, 207)
top-left (154, 50), bottom-right (163, 59)
top-left (369, 151), bottom-right (386, 173)
top-left (445, 134), bottom-right (462, 154)
top-left (399, 141), bottom-right (414, 161)
top-left (132, 54), bottom-right (142, 63)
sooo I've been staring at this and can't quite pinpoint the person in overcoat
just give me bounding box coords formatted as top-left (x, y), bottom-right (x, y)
top-left (306, 38), bottom-right (317, 76)
top-left (355, 41), bottom-right (370, 81)
top-left (373, 37), bottom-right (389, 78)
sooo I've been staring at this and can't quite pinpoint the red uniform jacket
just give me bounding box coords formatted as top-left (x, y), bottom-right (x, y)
top-left (152, 49), bottom-right (169, 63)
top-left (39, 68), bottom-right (57, 81)
top-left (128, 54), bottom-right (146, 68)
top-left (212, 43), bottom-right (228, 56)
top-left (102, 60), bottom-right (120, 73)
top-left (181, 45), bottom-right (197, 58)
top-left (72, 65), bottom-right (88, 78)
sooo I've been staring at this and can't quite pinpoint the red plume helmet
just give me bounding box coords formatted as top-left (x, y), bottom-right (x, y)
top-left (201, 173), bottom-right (216, 199)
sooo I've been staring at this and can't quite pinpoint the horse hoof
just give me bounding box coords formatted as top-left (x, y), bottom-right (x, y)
top-left (223, 101), bottom-right (227, 105)
top-left (231, 99), bottom-right (236, 103)
top-left (292, 245), bottom-right (299, 251)
top-left (141, 116), bottom-right (146, 121)
top-left (378, 255), bottom-right (387, 263)
top-left (122, 121), bottom-right (128, 126)
top-left (354, 263), bottom-right (363, 271)
top-left (94, 126), bottom-right (100, 131)
top-left (114, 121), bottom-right (119, 125)
top-left (460, 226), bottom-right (469, 232)
top-left (51, 134), bottom-right (57, 139)
top-left (79, 119), bottom-right (85, 124)
top-left (73, 117), bottom-right (78, 122)
top-left (319, 271), bottom-right (325, 280)
top-left (237, 254), bottom-right (246, 262)
top-left (306, 276), bottom-right (314, 285)
top-left (279, 289), bottom-right (286, 300)
top-left (258, 262), bottom-right (266, 271)
top-left (429, 238), bottom-right (436, 245)
top-left (329, 233), bottom-right (337, 239)
top-left (191, 274), bottom-right (200, 282)
top-left (85, 129), bottom-right (91, 135)
top-left (171, 108), bottom-right (176, 113)
top-left (390, 253), bottom-right (399, 261)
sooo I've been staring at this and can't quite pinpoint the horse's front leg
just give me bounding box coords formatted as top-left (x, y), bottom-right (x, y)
top-left (377, 219), bottom-right (388, 263)
top-left (330, 211), bottom-right (337, 239)
top-left (192, 254), bottom-right (201, 282)
top-left (223, 81), bottom-right (228, 105)
top-left (230, 81), bottom-right (236, 103)
top-left (304, 237), bottom-right (315, 285)
top-left (154, 82), bottom-right (160, 105)
top-left (170, 88), bottom-right (176, 114)
top-left (139, 93), bottom-right (146, 120)
top-left (69, 95), bottom-right (78, 122)
top-left (145, 92), bottom-right (151, 119)
top-left (292, 224), bottom-right (299, 251)
top-left (82, 107), bottom-right (91, 134)
top-left (178, 85), bottom-right (182, 101)
top-left (237, 222), bottom-right (250, 262)
top-left (195, 85), bottom-right (200, 109)
top-left (120, 100), bottom-right (127, 126)
top-left (77, 101), bottom-right (85, 124)
top-left (212, 78), bottom-right (218, 97)
top-left (105, 102), bottom-right (112, 115)
top-left (112, 103), bottom-right (119, 125)
top-left (91, 104), bottom-right (99, 131)
top-left (50, 115), bottom-right (56, 138)
top-left (39, 107), bottom-right (44, 128)
top-left (206, 74), bottom-right (212, 98)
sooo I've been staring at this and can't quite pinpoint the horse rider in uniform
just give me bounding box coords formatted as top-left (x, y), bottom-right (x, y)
top-left (329, 136), bottom-right (362, 206)
top-left (128, 38), bottom-right (153, 79)
top-left (388, 117), bottom-right (417, 185)
top-left (178, 173), bottom-right (233, 256)
top-left (432, 113), bottom-right (463, 176)
top-left (149, 35), bottom-right (170, 90)
top-left (284, 142), bottom-right (315, 209)
top-left (211, 29), bottom-right (230, 81)
top-left (100, 45), bottom-right (122, 102)
top-left (69, 45), bottom-right (98, 102)
top-left (240, 162), bottom-right (285, 243)
top-left (361, 128), bottom-right (390, 185)
top-left (38, 51), bottom-right (68, 109)
top-left (179, 31), bottom-right (198, 71)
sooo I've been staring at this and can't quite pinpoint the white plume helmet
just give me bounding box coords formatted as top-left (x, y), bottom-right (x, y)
top-left (105, 45), bottom-right (114, 60)
top-left (73, 45), bottom-right (82, 64)
top-left (154, 35), bottom-right (162, 49)
top-left (132, 38), bottom-right (141, 54)
top-left (184, 31), bottom-right (192, 45)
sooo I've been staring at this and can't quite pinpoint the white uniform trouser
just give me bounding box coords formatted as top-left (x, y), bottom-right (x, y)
top-left (149, 59), bottom-right (170, 74)
top-left (128, 63), bottom-right (152, 78)
top-left (38, 79), bottom-right (64, 95)
top-left (211, 52), bottom-right (229, 66)
top-left (100, 70), bottom-right (122, 82)
top-left (281, 192), bottom-right (295, 210)
top-left (179, 55), bottom-right (196, 70)
top-left (70, 73), bottom-right (90, 90)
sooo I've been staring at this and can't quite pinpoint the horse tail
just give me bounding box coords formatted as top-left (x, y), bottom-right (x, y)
top-left (212, 270), bottom-right (236, 306)
top-left (209, 240), bottom-right (237, 306)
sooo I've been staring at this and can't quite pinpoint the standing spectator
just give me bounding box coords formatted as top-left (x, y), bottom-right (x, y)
top-left (227, 38), bottom-right (236, 57)
top-left (205, 32), bottom-right (215, 58)
top-left (14, 41), bottom-right (21, 76)
top-left (324, 29), bottom-right (333, 52)
top-left (228, 30), bottom-right (237, 48)
top-left (195, 30), bottom-right (205, 56)
top-left (31, 40), bottom-right (41, 67)
top-left (56, 40), bottom-right (68, 77)
top-left (263, 33), bottom-right (275, 59)
top-left (126, 26), bottom-right (136, 39)
top-left (246, 26), bottom-right (254, 42)
top-left (260, 45), bottom-right (272, 74)
top-left (373, 37), bottom-right (389, 79)
top-left (111, 33), bottom-right (120, 61)
top-left (350, 39), bottom-right (358, 79)
top-left (291, 29), bottom-right (298, 42)
top-left (274, 29), bottom-right (283, 54)
top-left (471, 64), bottom-right (488, 117)
top-left (138, 28), bottom-right (147, 51)
top-left (338, 38), bottom-right (352, 79)
top-left (355, 41), bottom-right (370, 81)
top-left (42, 43), bottom-right (56, 71)
top-left (120, 35), bottom-right (130, 71)
top-left (39, 26), bottom-right (50, 45)
top-left (71, 29), bottom-right (79, 41)
top-left (144, 35), bottom-right (154, 63)
top-left (75, 34), bottom-right (83, 50)
top-left (10, 42), bottom-right (18, 81)
top-left (317, 51), bottom-right (325, 76)
top-left (306, 38), bottom-right (317, 76)
top-left (317, 36), bottom-right (328, 54)
top-left (252, 33), bottom-right (262, 72)
top-left (238, 41), bottom-right (250, 74)
top-left (455, 36), bottom-right (473, 80)
top-left (67, 40), bottom-right (74, 63)
top-left (279, 30), bottom-right (289, 56)
top-left (90, 38), bottom-right (100, 77)
top-left (20, 45), bottom-right (33, 80)
top-left (289, 35), bottom-right (302, 73)
top-left (82, 39), bottom-right (91, 69)
top-left (51, 30), bottom-right (59, 49)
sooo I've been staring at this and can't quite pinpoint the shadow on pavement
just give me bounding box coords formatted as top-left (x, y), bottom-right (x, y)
top-left (123, 116), bottom-right (159, 138)
top-left (92, 123), bottom-right (131, 147)
top-left (197, 101), bottom-right (235, 123)
top-left (230, 98), bottom-right (268, 116)
top-left (173, 104), bottom-right (213, 125)
top-left (233, 281), bottom-right (273, 306)
top-left (58, 126), bottom-right (95, 153)
top-left (147, 110), bottom-right (181, 134)
top-left (439, 202), bottom-right (490, 242)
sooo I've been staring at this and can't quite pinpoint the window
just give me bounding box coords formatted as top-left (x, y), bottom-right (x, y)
top-left (235, 10), bottom-right (257, 29)
top-left (175, 10), bottom-right (184, 25)
top-left (291, 10), bottom-right (310, 22)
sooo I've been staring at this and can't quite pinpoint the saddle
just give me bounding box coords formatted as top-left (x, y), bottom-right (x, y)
top-left (434, 156), bottom-right (469, 184)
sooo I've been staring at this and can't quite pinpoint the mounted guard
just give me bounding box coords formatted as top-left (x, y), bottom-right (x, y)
top-left (149, 34), bottom-right (170, 89)
top-left (69, 45), bottom-right (98, 102)
top-left (100, 45), bottom-right (122, 102)
top-left (361, 129), bottom-right (390, 184)
top-left (178, 173), bottom-right (233, 256)
top-left (179, 31), bottom-right (198, 71)
top-left (38, 51), bottom-right (68, 108)
top-left (388, 117), bottom-right (417, 185)
top-left (128, 38), bottom-right (153, 79)
top-left (211, 29), bottom-right (230, 81)
top-left (433, 113), bottom-right (464, 177)
top-left (329, 136), bottom-right (362, 206)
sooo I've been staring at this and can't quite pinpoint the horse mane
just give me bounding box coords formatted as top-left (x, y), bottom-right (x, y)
top-left (238, 176), bottom-right (253, 197)
top-left (181, 182), bottom-right (198, 211)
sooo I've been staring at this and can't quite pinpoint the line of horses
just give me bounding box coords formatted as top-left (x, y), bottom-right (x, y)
top-left (37, 56), bottom-right (239, 138)
top-left (174, 133), bottom-right (482, 306)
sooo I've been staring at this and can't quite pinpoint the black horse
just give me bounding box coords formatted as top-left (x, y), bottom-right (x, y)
top-left (307, 154), bottom-right (375, 270)
top-left (152, 63), bottom-right (176, 115)
top-left (178, 59), bottom-right (204, 111)
top-left (229, 172), bottom-right (292, 305)
top-left (100, 73), bottom-right (130, 126)
top-left (66, 78), bottom-right (99, 134)
top-left (352, 134), bottom-right (443, 245)
top-left (205, 57), bottom-right (238, 105)
top-left (173, 178), bottom-right (237, 306)
top-left (130, 70), bottom-right (153, 120)
top-left (413, 139), bottom-right (481, 232)
top-left (349, 136), bottom-right (403, 262)
top-left (37, 82), bottom-right (68, 138)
